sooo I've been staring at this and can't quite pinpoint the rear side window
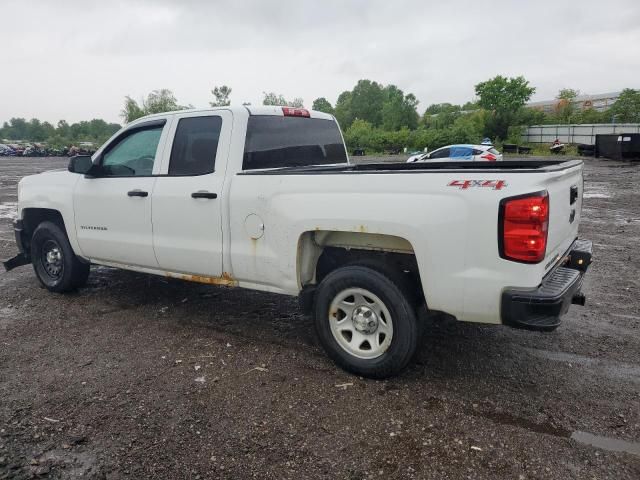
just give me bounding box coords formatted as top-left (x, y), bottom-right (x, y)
top-left (243, 116), bottom-right (347, 170)
top-left (450, 146), bottom-right (473, 158)
top-left (489, 147), bottom-right (500, 155)
top-left (169, 116), bottom-right (222, 175)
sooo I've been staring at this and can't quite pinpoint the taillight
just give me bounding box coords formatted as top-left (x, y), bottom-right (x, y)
top-left (282, 107), bottom-right (310, 117)
top-left (481, 153), bottom-right (497, 161)
top-left (499, 192), bottom-right (549, 263)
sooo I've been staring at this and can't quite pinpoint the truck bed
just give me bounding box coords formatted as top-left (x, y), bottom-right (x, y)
top-left (239, 159), bottom-right (583, 175)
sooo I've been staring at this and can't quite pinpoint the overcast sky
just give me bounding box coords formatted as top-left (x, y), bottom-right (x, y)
top-left (1, 0), bottom-right (639, 124)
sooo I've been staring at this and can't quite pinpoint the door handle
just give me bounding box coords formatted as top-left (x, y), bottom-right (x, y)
top-left (191, 191), bottom-right (218, 199)
top-left (127, 190), bottom-right (148, 197)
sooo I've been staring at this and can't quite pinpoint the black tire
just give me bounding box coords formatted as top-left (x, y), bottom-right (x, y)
top-left (31, 221), bottom-right (89, 293)
top-left (313, 265), bottom-right (419, 379)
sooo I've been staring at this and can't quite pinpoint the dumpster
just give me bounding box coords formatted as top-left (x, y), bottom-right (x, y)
top-left (595, 134), bottom-right (640, 161)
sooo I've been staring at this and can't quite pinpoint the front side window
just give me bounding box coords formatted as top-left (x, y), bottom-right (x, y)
top-left (168, 116), bottom-right (222, 175)
top-left (101, 126), bottom-right (163, 176)
top-left (243, 116), bottom-right (347, 170)
top-left (429, 148), bottom-right (450, 159)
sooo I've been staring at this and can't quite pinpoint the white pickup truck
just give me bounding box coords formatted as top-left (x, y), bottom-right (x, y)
top-left (4, 106), bottom-right (592, 378)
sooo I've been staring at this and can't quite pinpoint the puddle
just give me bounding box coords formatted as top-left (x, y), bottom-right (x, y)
top-left (476, 409), bottom-right (640, 457)
top-left (583, 183), bottom-right (612, 199)
top-left (523, 347), bottom-right (640, 383)
top-left (610, 313), bottom-right (640, 321)
top-left (0, 202), bottom-right (18, 220)
top-left (572, 431), bottom-right (640, 457)
top-left (476, 410), bottom-right (569, 437)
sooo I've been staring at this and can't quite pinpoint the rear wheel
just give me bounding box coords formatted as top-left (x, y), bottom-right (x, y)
top-left (314, 265), bottom-right (419, 379)
top-left (31, 221), bottom-right (89, 292)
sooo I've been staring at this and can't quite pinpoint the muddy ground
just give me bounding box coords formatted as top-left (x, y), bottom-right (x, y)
top-left (0, 156), bottom-right (639, 479)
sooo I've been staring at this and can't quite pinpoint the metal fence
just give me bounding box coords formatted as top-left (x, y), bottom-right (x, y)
top-left (522, 124), bottom-right (640, 145)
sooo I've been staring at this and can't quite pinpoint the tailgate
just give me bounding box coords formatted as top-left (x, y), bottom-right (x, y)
top-left (544, 164), bottom-right (583, 269)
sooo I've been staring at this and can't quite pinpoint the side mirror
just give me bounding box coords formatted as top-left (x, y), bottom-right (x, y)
top-left (68, 155), bottom-right (94, 174)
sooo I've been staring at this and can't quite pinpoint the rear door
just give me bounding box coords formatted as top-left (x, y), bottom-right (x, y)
top-left (151, 110), bottom-right (232, 276)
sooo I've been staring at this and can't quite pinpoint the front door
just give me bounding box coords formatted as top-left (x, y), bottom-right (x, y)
top-left (151, 111), bottom-right (232, 276)
top-left (73, 119), bottom-right (170, 268)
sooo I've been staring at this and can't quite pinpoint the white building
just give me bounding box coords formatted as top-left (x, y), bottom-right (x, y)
top-left (527, 92), bottom-right (621, 113)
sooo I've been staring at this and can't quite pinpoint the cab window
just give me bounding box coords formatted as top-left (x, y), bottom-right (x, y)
top-left (243, 116), bottom-right (347, 170)
top-left (101, 125), bottom-right (163, 176)
top-left (168, 116), bottom-right (222, 175)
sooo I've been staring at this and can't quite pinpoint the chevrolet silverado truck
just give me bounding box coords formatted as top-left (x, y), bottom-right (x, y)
top-left (3, 106), bottom-right (592, 378)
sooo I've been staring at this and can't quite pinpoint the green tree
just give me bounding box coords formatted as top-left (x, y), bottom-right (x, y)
top-left (475, 75), bottom-right (535, 139)
top-left (422, 103), bottom-right (463, 129)
top-left (56, 120), bottom-right (71, 138)
top-left (575, 108), bottom-right (606, 124)
top-left (263, 93), bottom-right (287, 106)
top-left (144, 89), bottom-right (190, 114)
top-left (121, 89), bottom-right (190, 123)
top-left (343, 119), bottom-right (375, 149)
top-left (462, 101), bottom-right (479, 111)
top-left (424, 103), bottom-right (461, 115)
top-left (516, 106), bottom-right (547, 126)
top-left (556, 88), bottom-right (579, 123)
top-left (381, 85), bottom-right (419, 131)
top-left (610, 88), bottom-right (640, 123)
top-left (334, 91), bottom-right (354, 128)
top-left (312, 97), bottom-right (334, 114)
top-left (557, 88), bottom-right (579, 100)
top-left (262, 92), bottom-right (303, 107)
top-left (349, 79), bottom-right (385, 127)
top-left (0, 116), bottom-right (120, 147)
top-left (121, 96), bottom-right (146, 122)
top-left (210, 85), bottom-right (232, 107)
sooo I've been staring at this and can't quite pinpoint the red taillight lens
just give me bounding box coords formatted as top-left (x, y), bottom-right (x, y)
top-left (481, 153), bottom-right (497, 161)
top-left (500, 192), bottom-right (549, 263)
top-left (282, 107), bottom-right (310, 117)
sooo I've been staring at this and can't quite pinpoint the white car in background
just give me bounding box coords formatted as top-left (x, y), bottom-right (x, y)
top-left (407, 144), bottom-right (503, 163)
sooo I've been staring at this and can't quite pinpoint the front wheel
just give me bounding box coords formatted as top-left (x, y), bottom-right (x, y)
top-left (31, 221), bottom-right (90, 293)
top-left (313, 265), bottom-right (419, 379)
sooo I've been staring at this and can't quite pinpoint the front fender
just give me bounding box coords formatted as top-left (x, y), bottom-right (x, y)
top-left (18, 171), bottom-right (83, 256)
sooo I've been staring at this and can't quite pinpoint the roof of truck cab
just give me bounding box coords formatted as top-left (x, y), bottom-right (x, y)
top-left (127, 106), bottom-right (334, 126)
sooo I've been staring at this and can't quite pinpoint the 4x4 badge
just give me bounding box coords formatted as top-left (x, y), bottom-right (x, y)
top-left (448, 180), bottom-right (507, 190)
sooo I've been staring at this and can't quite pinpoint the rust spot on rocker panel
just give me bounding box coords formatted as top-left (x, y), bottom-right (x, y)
top-left (165, 271), bottom-right (238, 287)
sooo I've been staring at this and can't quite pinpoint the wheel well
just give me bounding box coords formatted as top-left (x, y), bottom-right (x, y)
top-left (20, 208), bottom-right (66, 254)
top-left (297, 230), bottom-right (425, 306)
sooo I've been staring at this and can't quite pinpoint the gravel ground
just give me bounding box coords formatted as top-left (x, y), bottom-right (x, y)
top-left (0, 156), bottom-right (639, 479)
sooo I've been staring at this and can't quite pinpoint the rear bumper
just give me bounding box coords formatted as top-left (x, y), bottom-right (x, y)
top-left (501, 239), bottom-right (592, 331)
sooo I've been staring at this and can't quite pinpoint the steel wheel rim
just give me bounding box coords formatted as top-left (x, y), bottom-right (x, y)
top-left (41, 239), bottom-right (63, 279)
top-left (329, 287), bottom-right (393, 359)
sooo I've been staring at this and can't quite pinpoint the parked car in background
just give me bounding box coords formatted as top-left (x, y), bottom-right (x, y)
top-left (407, 144), bottom-right (503, 163)
top-left (0, 144), bottom-right (17, 156)
top-left (22, 143), bottom-right (49, 157)
top-left (8, 144), bottom-right (25, 156)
